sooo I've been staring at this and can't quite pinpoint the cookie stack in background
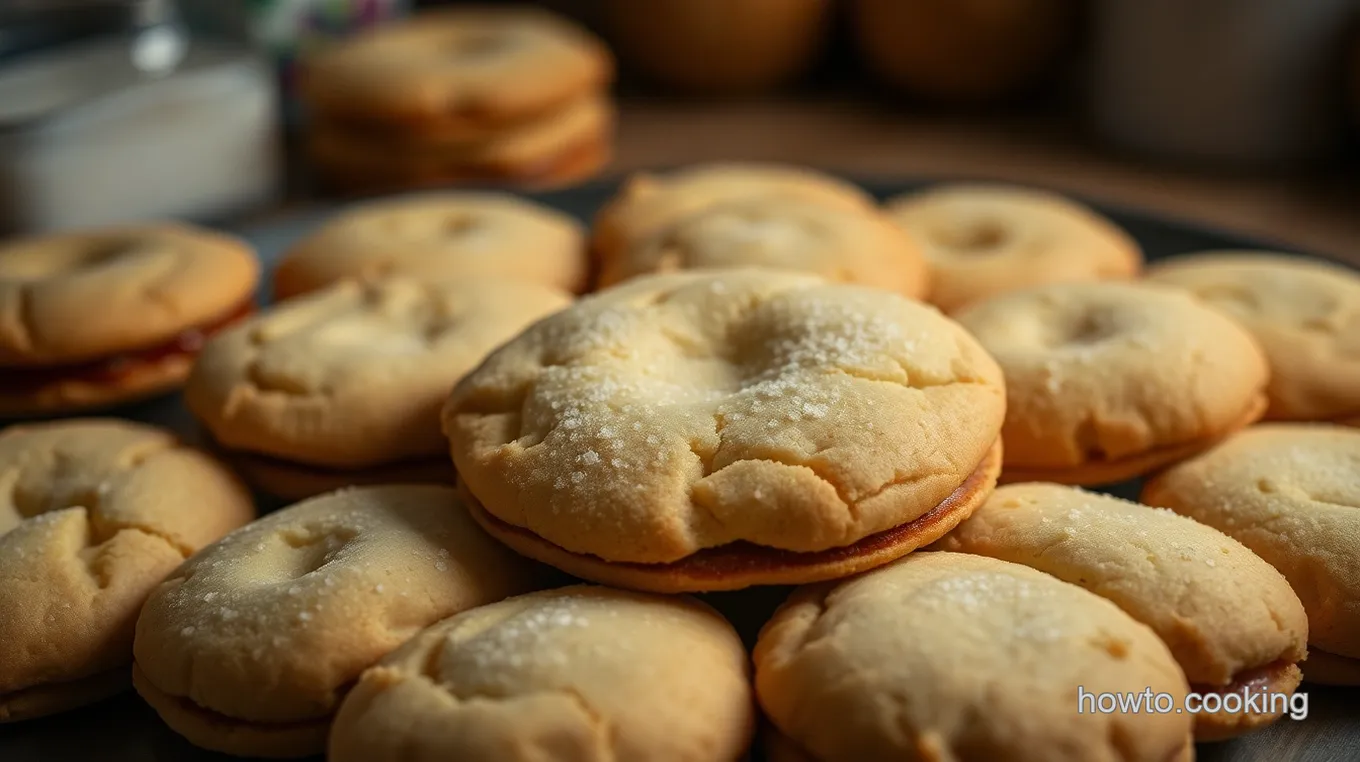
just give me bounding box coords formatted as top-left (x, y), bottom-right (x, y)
top-left (297, 7), bottom-right (616, 194)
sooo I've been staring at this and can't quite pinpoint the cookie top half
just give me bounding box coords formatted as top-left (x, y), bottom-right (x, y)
top-left (187, 277), bottom-right (572, 468)
top-left (887, 184), bottom-right (1142, 313)
top-left (0, 224), bottom-right (258, 366)
top-left (754, 552), bottom-right (1192, 762)
top-left (331, 585), bottom-right (753, 762)
top-left (1147, 252), bottom-right (1360, 422)
top-left (443, 270), bottom-right (1005, 564)
top-left (274, 192), bottom-right (587, 299)
top-left (0, 420), bottom-right (253, 702)
top-left (301, 8), bottom-right (612, 128)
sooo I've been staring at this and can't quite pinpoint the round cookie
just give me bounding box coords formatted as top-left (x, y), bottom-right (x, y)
top-left (936, 482), bottom-right (1308, 740)
top-left (1142, 424), bottom-right (1360, 685)
top-left (1146, 252), bottom-right (1360, 423)
top-left (956, 281), bottom-right (1269, 485)
top-left (443, 270), bottom-right (1006, 592)
top-left (591, 163), bottom-right (877, 267)
top-left (754, 552), bottom-right (1194, 762)
top-left (885, 184), bottom-right (1142, 313)
top-left (597, 197), bottom-right (929, 298)
top-left (0, 419), bottom-right (253, 722)
top-left (132, 484), bottom-right (544, 758)
top-left (300, 8), bottom-right (613, 137)
top-left (330, 585), bottom-right (753, 762)
top-left (274, 193), bottom-right (587, 300)
top-left (0, 224), bottom-right (258, 415)
top-left (187, 277), bottom-right (571, 499)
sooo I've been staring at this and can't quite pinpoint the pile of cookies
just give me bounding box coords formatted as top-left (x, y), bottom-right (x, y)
top-left (1, 164), bottom-right (1357, 762)
top-left (298, 7), bottom-right (615, 194)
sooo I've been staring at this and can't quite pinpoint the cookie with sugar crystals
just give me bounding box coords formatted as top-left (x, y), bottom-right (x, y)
top-left (956, 281), bottom-right (1268, 485)
top-left (1146, 252), bottom-right (1360, 424)
top-left (1143, 424), bottom-right (1360, 686)
top-left (0, 419), bottom-right (253, 722)
top-left (886, 183), bottom-right (1141, 313)
top-left (330, 585), bottom-right (753, 762)
top-left (443, 269), bottom-right (1005, 592)
top-left (936, 482), bottom-right (1308, 740)
top-left (132, 484), bottom-right (545, 758)
top-left (755, 552), bottom-right (1194, 762)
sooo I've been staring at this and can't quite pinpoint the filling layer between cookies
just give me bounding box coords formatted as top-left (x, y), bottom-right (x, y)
top-left (0, 301), bottom-right (253, 392)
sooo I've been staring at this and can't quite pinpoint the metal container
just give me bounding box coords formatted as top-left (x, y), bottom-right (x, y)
top-left (1089, 0), bottom-right (1359, 166)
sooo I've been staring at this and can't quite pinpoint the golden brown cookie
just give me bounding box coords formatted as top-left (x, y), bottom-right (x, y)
top-left (597, 197), bottom-right (929, 298)
top-left (444, 270), bottom-right (1006, 592)
top-left (886, 183), bottom-right (1142, 313)
top-left (0, 419), bottom-right (253, 722)
top-left (300, 8), bottom-right (612, 137)
top-left (274, 194), bottom-right (587, 300)
top-left (1146, 252), bottom-right (1360, 423)
top-left (330, 585), bottom-right (753, 762)
top-left (0, 224), bottom-right (258, 415)
top-left (187, 277), bottom-right (571, 500)
top-left (755, 552), bottom-right (1194, 762)
top-left (936, 482), bottom-right (1308, 740)
top-left (305, 98), bottom-right (614, 201)
top-left (1143, 424), bottom-right (1360, 686)
top-left (132, 484), bottom-right (545, 757)
top-left (591, 163), bottom-right (877, 268)
top-left (604, 0), bottom-right (831, 95)
top-left (956, 281), bottom-right (1269, 485)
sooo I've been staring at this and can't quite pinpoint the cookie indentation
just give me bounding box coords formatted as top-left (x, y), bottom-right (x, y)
top-left (937, 219), bottom-right (1008, 253)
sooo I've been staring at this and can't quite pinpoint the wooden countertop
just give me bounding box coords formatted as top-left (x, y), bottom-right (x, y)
top-left (607, 99), bottom-right (1360, 266)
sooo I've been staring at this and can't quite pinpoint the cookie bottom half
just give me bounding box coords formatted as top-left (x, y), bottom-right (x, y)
top-left (0, 667), bottom-right (129, 723)
top-left (132, 663), bottom-right (331, 759)
top-left (1301, 648), bottom-right (1360, 686)
top-left (229, 451), bottom-right (456, 502)
top-left (1000, 395), bottom-right (1267, 487)
top-left (1190, 659), bottom-right (1303, 741)
top-left (464, 439), bottom-right (1002, 593)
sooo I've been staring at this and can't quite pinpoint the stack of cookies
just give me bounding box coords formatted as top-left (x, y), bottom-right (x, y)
top-left (299, 7), bottom-right (615, 194)
top-left (3, 164), bottom-right (1359, 762)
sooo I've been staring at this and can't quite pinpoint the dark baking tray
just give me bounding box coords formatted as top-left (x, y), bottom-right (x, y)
top-left (3, 178), bottom-right (1357, 762)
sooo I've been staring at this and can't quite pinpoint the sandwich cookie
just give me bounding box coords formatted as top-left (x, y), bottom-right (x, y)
top-left (0, 224), bottom-right (258, 415)
top-left (1143, 424), bottom-right (1360, 685)
top-left (187, 277), bottom-right (572, 500)
top-left (1146, 252), bottom-right (1360, 424)
top-left (754, 552), bottom-right (1194, 762)
top-left (956, 281), bottom-right (1269, 485)
top-left (273, 193), bottom-right (587, 300)
top-left (132, 484), bottom-right (545, 758)
top-left (0, 419), bottom-right (253, 722)
top-left (330, 585), bottom-right (753, 762)
top-left (936, 482), bottom-right (1309, 740)
top-left (596, 197), bottom-right (929, 298)
top-left (300, 8), bottom-right (612, 139)
top-left (885, 184), bottom-right (1142, 313)
top-left (592, 163), bottom-right (876, 267)
top-left (444, 270), bottom-right (1006, 592)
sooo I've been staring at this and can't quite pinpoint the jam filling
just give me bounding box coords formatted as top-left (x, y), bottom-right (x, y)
top-left (1, 301), bottom-right (253, 391)
top-left (1190, 659), bottom-right (1296, 700)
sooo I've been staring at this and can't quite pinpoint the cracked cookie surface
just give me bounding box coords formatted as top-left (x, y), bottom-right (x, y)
top-left (132, 484), bottom-right (544, 757)
top-left (1146, 252), bottom-right (1360, 423)
top-left (886, 183), bottom-right (1142, 313)
top-left (188, 276), bottom-right (572, 469)
top-left (1142, 424), bottom-right (1360, 680)
top-left (0, 419), bottom-right (253, 722)
top-left (754, 552), bottom-right (1193, 762)
top-left (331, 584), bottom-right (752, 762)
top-left (956, 281), bottom-right (1269, 484)
top-left (442, 270), bottom-right (1005, 565)
top-left (273, 193), bottom-right (587, 299)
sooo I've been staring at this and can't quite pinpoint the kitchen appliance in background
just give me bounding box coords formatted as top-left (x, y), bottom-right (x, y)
top-left (0, 0), bottom-right (281, 233)
top-left (1089, 0), bottom-right (1359, 167)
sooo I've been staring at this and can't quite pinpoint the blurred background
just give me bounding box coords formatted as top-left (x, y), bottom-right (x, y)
top-left (2, 0), bottom-right (1359, 263)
